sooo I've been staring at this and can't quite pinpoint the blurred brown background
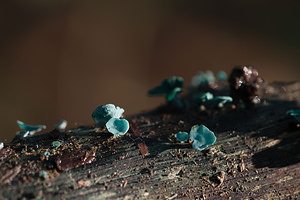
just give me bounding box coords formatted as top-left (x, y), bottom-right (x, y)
top-left (1, 0), bottom-right (299, 142)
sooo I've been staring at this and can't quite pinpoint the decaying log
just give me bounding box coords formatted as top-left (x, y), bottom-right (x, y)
top-left (0, 82), bottom-right (299, 199)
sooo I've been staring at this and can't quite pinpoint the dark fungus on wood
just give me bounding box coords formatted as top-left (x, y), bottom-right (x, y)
top-left (228, 66), bottom-right (264, 108)
top-left (56, 150), bottom-right (96, 172)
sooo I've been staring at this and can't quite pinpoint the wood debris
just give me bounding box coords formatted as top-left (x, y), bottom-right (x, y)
top-left (0, 165), bottom-right (21, 185)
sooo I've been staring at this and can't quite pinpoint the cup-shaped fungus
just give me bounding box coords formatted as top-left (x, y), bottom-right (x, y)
top-left (106, 118), bottom-right (129, 137)
top-left (148, 76), bottom-right (183, 102)
top-left (210, 96), bottom-right (233, 108)
top-left (17, 120), bottom-right (46, 132)
top-left (16, 120), bottom-right (46, 137)
top-left (191, 71), bottom-right (215, 87)
top-left (92, 104), bottom-right (124, 126)
top-left (55, 120), bottom-right (68, 131)
top-left (52, 141), bottom-right (62, 148)
top-left (175, 131), bottom-right (189, 143)
top-left (190, 125), bottom-right (216, 151)
top-left (217, 71), bottom-right (228, 81)
top-left (286, 109), bottom-right (300, 122)
top-left (193, 92), bottom-right (214, 103)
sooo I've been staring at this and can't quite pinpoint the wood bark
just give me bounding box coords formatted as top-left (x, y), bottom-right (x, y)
top-left (0, 82), bottom-right (299, 199)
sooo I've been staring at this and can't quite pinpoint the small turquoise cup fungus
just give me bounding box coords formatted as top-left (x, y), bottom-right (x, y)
top-left (40, 170), bottom-right (48, 179)
top-left (193, 92), bottom-right (214, 103)
top-left (0, 142), bottom-right (3, 150)
top-left (217, 71), bottom-right (228, 81)
top-left (191, 71), bottom-right (215, 87)
top-left (148, 76), bottom-right (183, 102)
top-left (92, 104), bottom-right (124, 126)
top-left (16, 120), bottom-right (46, 133)
top-left (211, 96), bottom-right (233, 107)
top-left (175, 131), bottom-right (189, 143)
top-left (52, 141), bottom-right (62, 148)
top-left (286, 109), bottom-right (300, 122)
top-left (190, 125), bottom-right (216, 151)
top-left (55, 120), bottom-right (68, 131)
top-left (106, 118), bottom-right (129, 137)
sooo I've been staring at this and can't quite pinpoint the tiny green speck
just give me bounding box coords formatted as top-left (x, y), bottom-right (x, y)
top-left (286, 109), bottom-right (300, 122)
top-left (217, 71), bottom-right (228, 81)
top-left (40, 170), bottom-right (48, 179)
top-left (52, 141), bottom-right (62, 148)
top-left (193, 92), bottom-right (214, 103)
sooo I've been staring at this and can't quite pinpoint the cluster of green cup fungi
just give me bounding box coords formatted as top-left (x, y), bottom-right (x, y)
top-left (7, 71), bottom-right (298, 153)
top-left (147, 71), bottom-right (230, 151)
top-left (91, 103), bottom-right (216, 151)
top-left (92, 104), bottom-right (129, 137)
top-left (148, 71), bottom-right (233, 109)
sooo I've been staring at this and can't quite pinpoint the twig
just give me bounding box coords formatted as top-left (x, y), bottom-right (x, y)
top-left (129, 120), bottom-right (149, 157)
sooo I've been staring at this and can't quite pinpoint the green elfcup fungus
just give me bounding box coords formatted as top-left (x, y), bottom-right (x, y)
top-left (175, 131), bottom-right (189, 143)
top-left (213, 96), bottom-right (233, 107)
top-left (148, 76), bottom-right (183, 102)
top-left (55, 120), bottom-right (67, 131)
top-left (286, 109), bottom-right (300, 122)
top-left (40, 170), bottom-right (48, 179)
top-left (0, 142), bottom-right (3, 150)
top-left (92, 104), bottom-right (124, 126)
top-left (191, 71), bottom-right (215, 87)
top-left (190, 125), bottom-right (216, 151)
top-left (16, 120), bottom-right (46, 134)
top-left (193, 92), bottom-right (214, 103)
top-left (106, 118), bottom-right (129, 137)
top-left (217, 71), bottom-right (228, 81)
top-left (52, 141), bottom-right (62, 148)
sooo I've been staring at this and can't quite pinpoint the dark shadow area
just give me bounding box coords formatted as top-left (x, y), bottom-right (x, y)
top-left (203, 99), bottom-right (298, 133)
top-left (251, 116), bottom-right (300, 168)
top-left (252, 126), bottom-right (300, 168)
top-left (142, 134), bottom-right (191, 159)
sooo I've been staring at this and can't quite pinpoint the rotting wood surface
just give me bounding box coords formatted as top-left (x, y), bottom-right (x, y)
top-left (0, 82), bottom-right (299, 200)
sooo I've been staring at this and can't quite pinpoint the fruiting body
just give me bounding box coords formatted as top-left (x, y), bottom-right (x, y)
top-left (190, 125), bottom-right (216, 151)
top-left (55, 120), bottom-right (68, 130)
top-left (92, 104), bottom-right (124, 126)
top-left (192, 71), bottom-right (215, 87)
top-left (175, 131), bottom-right (189, 142)
top-left (17, 120), bottom-right (46, 133)
top-left (148, 76), bottom-right (183, 102)
top-left (106, 118), bottom-right (129, 137)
